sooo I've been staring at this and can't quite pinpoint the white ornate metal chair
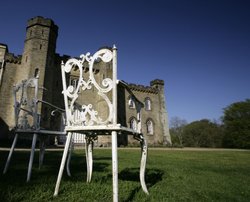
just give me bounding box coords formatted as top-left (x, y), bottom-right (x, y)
top-left (54, 46), bottom-right (148, 201)
top-left (3, 76), bottom-right (66, 182)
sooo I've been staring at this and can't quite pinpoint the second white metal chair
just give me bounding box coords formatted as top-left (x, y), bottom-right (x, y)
top-left (3, 76), bottom-right (66, 182)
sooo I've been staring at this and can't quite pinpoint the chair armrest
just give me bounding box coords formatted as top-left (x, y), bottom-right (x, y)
top-left (36, 99), bottom-right (65, 115)
top-left (19, 107), bottom-right (33, 115)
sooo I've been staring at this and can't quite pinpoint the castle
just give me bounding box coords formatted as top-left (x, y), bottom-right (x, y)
top-left (0, 16), bottom-right (171, 146)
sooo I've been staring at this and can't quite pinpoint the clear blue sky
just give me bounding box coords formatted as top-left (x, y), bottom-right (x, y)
top-left (1, 0), bottom-right (249, 123)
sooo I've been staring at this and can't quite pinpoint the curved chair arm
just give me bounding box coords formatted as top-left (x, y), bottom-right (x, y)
top-left (36, 99), bottom-right (65, 116)
top-left (38, 86), bottom-right (48, 91)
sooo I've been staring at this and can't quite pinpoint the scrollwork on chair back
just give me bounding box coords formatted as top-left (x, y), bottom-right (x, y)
top-left (14, 78), bottom-right (39, 130)
top-left (61, 48), bottom-right (116, 127)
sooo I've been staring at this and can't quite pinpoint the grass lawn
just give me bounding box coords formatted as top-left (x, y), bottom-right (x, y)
top-left (0, 147), bottom-right (249, 201)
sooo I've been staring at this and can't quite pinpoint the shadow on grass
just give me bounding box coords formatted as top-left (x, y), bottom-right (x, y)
top-left (0, 150), bottom-right (111, 186)
top-left (119, 168), bottom-right (164, 202)
top-left (1, 150), bottom-right (164, 201)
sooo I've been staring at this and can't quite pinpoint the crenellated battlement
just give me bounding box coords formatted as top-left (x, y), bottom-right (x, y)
top-left (150, 79), bottom-right (164, 86)
top-left (128, 83), bottom-right (159, 94)
top-left (127, 80), bottom-right (165, 94)
top-left (27, 16), bottom-right (58, 32)
top-left (4, 53), bottom-right (22, 64)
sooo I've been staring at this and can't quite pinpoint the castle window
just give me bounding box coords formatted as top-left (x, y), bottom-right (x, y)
top-left (34, 68), bottom-right (39, 78)
top-left (128, 96), bottom-right (135, 109)
top-left (145, 97), bottom-right (151, 111)
top-left (0, 60), bottom-right (4, 86)
top-left (39, 44), bottom-right (42, 50)
top-left (146, 119), bottom-right (154, 135)
top-left (70, 77), bottom-right (79, 91)
top-left (26, 56), bottom-right (28, 62)
top-left (129, 117), bottom-right (137, 131)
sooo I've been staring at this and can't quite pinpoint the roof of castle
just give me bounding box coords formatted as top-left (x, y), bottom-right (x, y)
top-left (128, 83), bottom-right (159, 94)
top-left (27, 16), bottom-right (58, 32)
top-left (4, 53), bottom-right (21, 64)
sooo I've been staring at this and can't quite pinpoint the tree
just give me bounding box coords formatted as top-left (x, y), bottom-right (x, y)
top-left (182, 119), bottom-right (223, 148)
top-left (222, 99), bottom-right (250, 149)
top-left (170, 117), bottom-right (187, 147)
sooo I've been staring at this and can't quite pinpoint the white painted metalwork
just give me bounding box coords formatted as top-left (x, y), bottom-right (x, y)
top-left (62, 49), bottom-right (114, 127)
top-left (3, 76), bottom-right (67, 182)
top-left (54, 46), bottom-right (148, 201)
top-left (72, 110), bottom-right (86, 143)
top-left (72, 133), bottom-right (85, 143)
top-left (112, 45), bottom-right (118, 202)
top-left (85, 135), bottom-right (96, 182)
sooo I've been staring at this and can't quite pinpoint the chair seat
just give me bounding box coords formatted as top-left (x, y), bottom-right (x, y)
top-left (65, 124), bottom-right (140, 135)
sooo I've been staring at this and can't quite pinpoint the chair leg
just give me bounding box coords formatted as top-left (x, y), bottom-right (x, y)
top-left (39, 137), bottom-right (46, 170)
top-left (3, 133), bottom-right (19, 174)
top-left (66, 136), bottom-right (74, 177)
top-left (112, 131), bottom-right (118, 202)
top-left (85, 135), bottom-right (93, 183)
top-left (27, 133), bottom-right (38, 182)
top-left (133, 134), bottom-right (149, 195)
top-left (140, 137), bottom-right (149, 195)
top-left (54, 132), bottom-right (73, 196)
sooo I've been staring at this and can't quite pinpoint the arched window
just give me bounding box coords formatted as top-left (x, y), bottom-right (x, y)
top-left (34, 68), bottom-right (39, 78)
top-left (129, 117), bottom-right (137, 131)
top-left (145, 97), bottom-right (151, 111)
top-left (0, 60), bottom-right (4, 86)
top-left (146, 119), bottom-right (154, 135)
top-left (128, 96), bottom-right (135, 109)
top-left (70, 77), bottom-right (79, 90)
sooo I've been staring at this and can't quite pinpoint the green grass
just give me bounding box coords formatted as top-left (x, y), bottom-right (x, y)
top-left (0, 148), bottom-right (249, 201)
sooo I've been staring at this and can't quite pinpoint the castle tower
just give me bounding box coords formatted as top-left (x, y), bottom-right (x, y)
top-left (20, 16), bottom-right (59, 130)
top-left (21, 16), bottom-right (58, 104)
top-left (150, 79), bottom-right (172, 145)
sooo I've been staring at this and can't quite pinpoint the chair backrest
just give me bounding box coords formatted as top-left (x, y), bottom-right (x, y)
top-left (61, 46), bottom-right (117, 128)
top-left (13, 77), bottom-right (39, 130)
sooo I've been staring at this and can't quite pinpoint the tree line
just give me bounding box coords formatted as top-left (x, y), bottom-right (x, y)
top-left (170, 99), bottom-right (250, 149)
